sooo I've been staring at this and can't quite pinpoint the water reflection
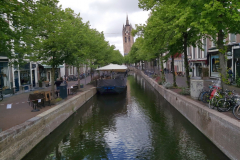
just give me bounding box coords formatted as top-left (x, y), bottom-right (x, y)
top-left (23, 75), bottom-right (229, 160)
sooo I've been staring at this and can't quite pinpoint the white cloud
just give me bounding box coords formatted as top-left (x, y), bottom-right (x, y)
top-left (59, 0), bottom-right (149, 55)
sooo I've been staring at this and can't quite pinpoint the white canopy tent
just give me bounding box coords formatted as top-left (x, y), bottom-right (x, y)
top-left (96, 64), bottom-right (127, 72)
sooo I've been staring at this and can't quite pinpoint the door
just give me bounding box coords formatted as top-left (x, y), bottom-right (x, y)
top-left (14, 71), bottom-right (19, 91)
top-left (32, 70), bottom-right (35, 87)
top-left (237, 60), bottom-right (240, 77)
top-left (48, 72), bottom-right (50, 81)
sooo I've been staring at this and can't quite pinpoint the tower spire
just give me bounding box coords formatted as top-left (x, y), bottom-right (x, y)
top-left (126, 14), bottom-right (129, 25)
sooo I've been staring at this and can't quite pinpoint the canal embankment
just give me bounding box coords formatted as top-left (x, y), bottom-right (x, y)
top-left (131, 67), bottom-right (240, 160)
top-left (0, 87), bottom-right (97, 160)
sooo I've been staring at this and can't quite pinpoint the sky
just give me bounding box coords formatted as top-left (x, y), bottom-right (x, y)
top-left (58, 0), bottom-right (150, 56)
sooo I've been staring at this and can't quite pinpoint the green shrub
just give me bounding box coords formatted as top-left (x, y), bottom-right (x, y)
top-left (179, 87), bottom-right (190, 95)
top-left (236, 75), bottom-right (240, 88)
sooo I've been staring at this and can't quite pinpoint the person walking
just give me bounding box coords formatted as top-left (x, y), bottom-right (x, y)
top-left (54, 78), bottom-right (62, 90)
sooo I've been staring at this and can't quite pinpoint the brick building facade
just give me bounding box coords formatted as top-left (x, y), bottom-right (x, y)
top-left (122, 16), bottom-right (134, 56)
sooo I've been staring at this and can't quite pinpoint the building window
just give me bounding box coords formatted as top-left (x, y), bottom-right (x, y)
top-left (203, 38), bottom-right (207, 58)
top-left (187, 47), bottom-right (190, 56)
top-left (198, 46), bottom-right (201, 58)
top-left (19, 63), bottom-right (30, 85)
top-left (211, 55), bottom-right (220, 73)
top-left (125, 37), bottom-right (127, 43)
top-left (229, 33), bottom-right (236, 43)
top-left (212, 40), bottom-right (216, 47)
top-left (192, 47), bottom-right (195, 59)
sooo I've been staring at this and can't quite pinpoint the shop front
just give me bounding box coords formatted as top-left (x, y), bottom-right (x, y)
top-left (39, 65), bottom-right (63, 83)
top-left (19, 63), bottom-right (31, 86)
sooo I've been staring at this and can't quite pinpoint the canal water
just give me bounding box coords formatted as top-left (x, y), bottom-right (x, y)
top-left (23, 75), bottom-right (229, 160)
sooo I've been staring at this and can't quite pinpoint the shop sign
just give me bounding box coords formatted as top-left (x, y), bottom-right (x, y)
top-left (227, 51), bottom-right (232, 56)
top-left (227, 56), bottom-right (232, 59)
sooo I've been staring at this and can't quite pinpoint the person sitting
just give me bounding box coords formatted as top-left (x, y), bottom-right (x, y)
top-left (54, 78), bottom-right (62, 90)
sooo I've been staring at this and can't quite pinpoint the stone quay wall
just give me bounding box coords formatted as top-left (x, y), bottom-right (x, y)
top-left (0, 87), bottom-right (97, 160)
top-left (131, 68), bottom-right (240, 160)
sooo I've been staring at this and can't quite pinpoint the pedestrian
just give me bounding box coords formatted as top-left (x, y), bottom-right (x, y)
top-left (54, 78), bottom-right (62, 90)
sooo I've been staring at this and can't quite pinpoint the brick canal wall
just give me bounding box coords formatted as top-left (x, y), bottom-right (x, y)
top-left (131, 68), bottom-right (240, 160)
top-left (0, 87), bottom-right (97, 160)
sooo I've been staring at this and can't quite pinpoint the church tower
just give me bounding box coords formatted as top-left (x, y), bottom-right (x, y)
top-left (122, 15), bottom-right (134, 56)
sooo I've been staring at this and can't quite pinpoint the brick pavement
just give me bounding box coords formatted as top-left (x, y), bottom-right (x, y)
top-left (0, 75), bottom-right (95, 132)
top-left (165, 73), bottom-right (240, 94)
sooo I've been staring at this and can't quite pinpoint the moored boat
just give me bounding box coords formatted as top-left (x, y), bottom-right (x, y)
top-left (96, 64), bottom-right (127, 94)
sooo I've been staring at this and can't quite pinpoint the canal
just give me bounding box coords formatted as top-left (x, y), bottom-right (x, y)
top-left (23, 75), bottom-right (229, 160)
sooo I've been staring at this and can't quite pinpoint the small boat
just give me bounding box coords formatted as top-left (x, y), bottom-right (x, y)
top-left (96, 64), bottom-right (127, 94)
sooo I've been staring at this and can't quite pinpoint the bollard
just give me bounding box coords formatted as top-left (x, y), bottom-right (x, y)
top-left (190, 77), bottom-right (203, 99)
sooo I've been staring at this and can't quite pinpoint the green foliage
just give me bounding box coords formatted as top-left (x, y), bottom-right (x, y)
top-left (236, 75), bottom-right (240, 88)
top-left (179, 87), bottom-right (190, 95)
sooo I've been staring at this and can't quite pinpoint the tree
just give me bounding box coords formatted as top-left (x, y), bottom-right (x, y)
top-left (194, 0), bottom-right (240, 86)
top-left (138, 0), bottom-right (205, 87)
top-left (30, 0), bottom-right (73, 99)
top-left (0, 0), bottom-right (37, 65)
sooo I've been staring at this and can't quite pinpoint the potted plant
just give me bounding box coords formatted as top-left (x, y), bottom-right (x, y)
top-left (189, 68), bottom-right (193, 77)
top-left (38, 80), bottom-right (42, 87)
top-left (80, 84), bottom-right (84, 88)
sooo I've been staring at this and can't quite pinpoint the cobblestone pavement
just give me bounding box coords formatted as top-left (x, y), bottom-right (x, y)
top-left (0, 75), bottom-right (95, 132)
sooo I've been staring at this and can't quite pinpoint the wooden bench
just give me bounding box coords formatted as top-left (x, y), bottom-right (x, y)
top-left (28, 93), bottom-right (45, 112)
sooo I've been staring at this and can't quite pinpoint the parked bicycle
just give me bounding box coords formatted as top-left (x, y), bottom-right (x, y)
top-left (216, 89), bottom-right (235, 112)
top-left (232, 96), bottom-right (240, 119)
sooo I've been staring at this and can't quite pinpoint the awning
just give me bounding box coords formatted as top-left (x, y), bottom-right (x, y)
top-left (42, 65), bottom-right (64, 69)
top-left (96, 64), bottom-right (127, 72)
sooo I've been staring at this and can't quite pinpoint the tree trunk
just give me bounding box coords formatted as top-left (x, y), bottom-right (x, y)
top-left (160, 53), bottom-right (165, 82)
top-left (77, 66), bottom-right (80, 89)
top-left (183, 32), bottom-right (190, 88)
top-left (172, 55), bottom-right (177, 87)
top-left (51, 66), bottom-right (55, 100)
top-left (218, 29), bottom-right (227, 89)
top-left (90, 67), bottom-right (93, 81)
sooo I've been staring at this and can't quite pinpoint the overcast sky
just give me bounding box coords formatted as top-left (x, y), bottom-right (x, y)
top-left (58, 0), bottom-right (149, 56)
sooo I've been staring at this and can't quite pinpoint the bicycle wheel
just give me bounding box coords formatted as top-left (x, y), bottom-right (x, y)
top-left (0, 94), bottom-right (3, 101)
top-left (208, 97), bottom-right (216, 109)
top-left (202, 92), bottom-right (210, 103)
top-left (233, 105), bottom-right (240, 120)
top-left (217, 99), bottom-right (231, 112)
top-left (198, 91), bottom-right (204, 101)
